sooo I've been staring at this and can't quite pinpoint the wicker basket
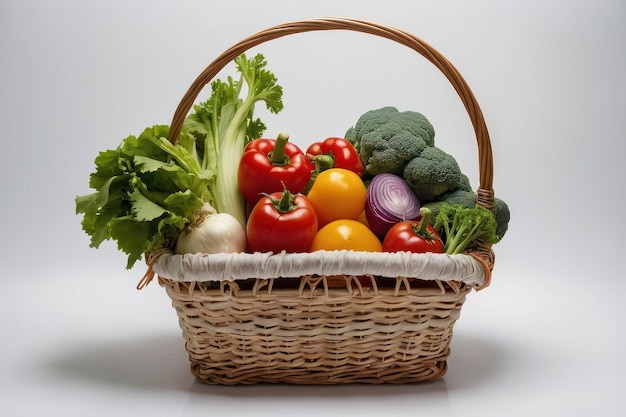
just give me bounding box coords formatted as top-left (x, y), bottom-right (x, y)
top-left (142, 17), bottom-right (497, 385)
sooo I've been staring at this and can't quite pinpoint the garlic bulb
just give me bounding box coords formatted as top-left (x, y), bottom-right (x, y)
top-left (174, 203), bottom-right (247, 254)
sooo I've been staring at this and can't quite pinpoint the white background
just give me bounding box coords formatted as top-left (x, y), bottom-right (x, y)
top-left (1, 0), bottom-right (625, 416)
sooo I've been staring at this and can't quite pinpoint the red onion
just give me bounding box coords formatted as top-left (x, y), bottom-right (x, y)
top-left (365, 173), bottom-right (421, 237)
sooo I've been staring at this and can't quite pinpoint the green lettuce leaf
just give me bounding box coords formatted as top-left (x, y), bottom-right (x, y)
top-left (75, 126), bottom-right (209, 269)
top-left (75, 53), bottom-right (283, 270)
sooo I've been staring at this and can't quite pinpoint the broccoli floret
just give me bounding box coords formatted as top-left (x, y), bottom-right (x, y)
top-left (440, 187), bottom-right (476, 206)
top-left (434, 203), bottom-right (500, 254)
top-left (456, 173), bottom-right (473, 192)
top-left (403, 146), bottom-right (461, 202)
top-left (345, 106), bottom-right (435, 176)
top-left (424, 190), bottom-right (510, 239)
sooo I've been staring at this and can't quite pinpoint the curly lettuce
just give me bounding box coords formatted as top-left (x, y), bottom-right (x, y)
top-left (75, 53), bottom-right (283, 269)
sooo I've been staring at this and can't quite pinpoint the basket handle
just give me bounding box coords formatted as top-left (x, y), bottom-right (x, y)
top-left (152, 17), bottom-right (497, 287)
top-left (167, 17), bottom-right (494, 209)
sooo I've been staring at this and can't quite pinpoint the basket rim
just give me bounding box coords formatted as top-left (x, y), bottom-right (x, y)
top-left (146, 248), bottom-right (490, 290)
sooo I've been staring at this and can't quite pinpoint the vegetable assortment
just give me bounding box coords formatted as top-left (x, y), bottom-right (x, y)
top-left (345, 106), bottom-right (510, 244)
top-left (75, 53), bottom-right (510, 271)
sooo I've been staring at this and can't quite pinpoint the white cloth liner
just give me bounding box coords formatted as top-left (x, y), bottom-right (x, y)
top-left (153, 250), bottom-right (487, 288)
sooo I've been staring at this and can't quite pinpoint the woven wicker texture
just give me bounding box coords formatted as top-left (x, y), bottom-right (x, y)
top-left (162, 278), bottom-right (470, 384)
top-left (153, 17), bottom-right (497, 384)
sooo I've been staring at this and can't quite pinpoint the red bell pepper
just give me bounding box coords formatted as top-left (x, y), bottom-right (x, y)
top-left (306, 137), bottom-right (363, 176)
top-left (238, 132), bottom-right (312, 205)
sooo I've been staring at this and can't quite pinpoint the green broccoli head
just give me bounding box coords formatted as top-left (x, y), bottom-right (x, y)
top-left (345, 106), bottom-right (435, 176)
top-left (403, 146), bottom-right (462, 202)
top-left (492, 197), bottom-right (511, 238)
top-left (456, 173), bottom-right (473, 192)
top-left (422, 189), bottom-right (476, 224)
top-left (426, 188), bottom-right (475, 208)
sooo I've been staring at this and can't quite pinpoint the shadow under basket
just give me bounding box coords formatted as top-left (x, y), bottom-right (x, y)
top-left (142, 17), bottom-right (499, 385)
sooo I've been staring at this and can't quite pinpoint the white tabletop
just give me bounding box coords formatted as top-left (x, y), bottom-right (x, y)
top-left (3, 256), bottom-right (622, 416)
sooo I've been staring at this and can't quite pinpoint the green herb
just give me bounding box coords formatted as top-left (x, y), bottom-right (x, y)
top-left (75, 53), bottom-right (283, 269)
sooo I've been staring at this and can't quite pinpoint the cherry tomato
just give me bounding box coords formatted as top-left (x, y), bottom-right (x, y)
top-left (382, 220), bottom-right (444, 254)
top-left (306, 137), bottom-right (363, 176)
top-left (247, 190), bottom-right (318, 253)
top-left (306, 168), bottom-right (367, 227)
top-left (310, 219), bottom-right (382, 252)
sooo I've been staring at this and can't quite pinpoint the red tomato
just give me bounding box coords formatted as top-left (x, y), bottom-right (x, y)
top-left (382, 220), bottom-right (444, 253)
top-left (246, 190), bottom-right (318, 253)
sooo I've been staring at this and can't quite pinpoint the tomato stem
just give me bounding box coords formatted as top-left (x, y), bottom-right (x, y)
top-left (417, 207), bottom-right (432, 234)
top-left (413, 207), bottom-right (439, 240)
top-left (263, 186), bottom-right (298, 213)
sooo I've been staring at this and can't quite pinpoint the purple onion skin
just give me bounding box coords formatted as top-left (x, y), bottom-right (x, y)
top-left (365, 173), bottom-right (421, 237)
